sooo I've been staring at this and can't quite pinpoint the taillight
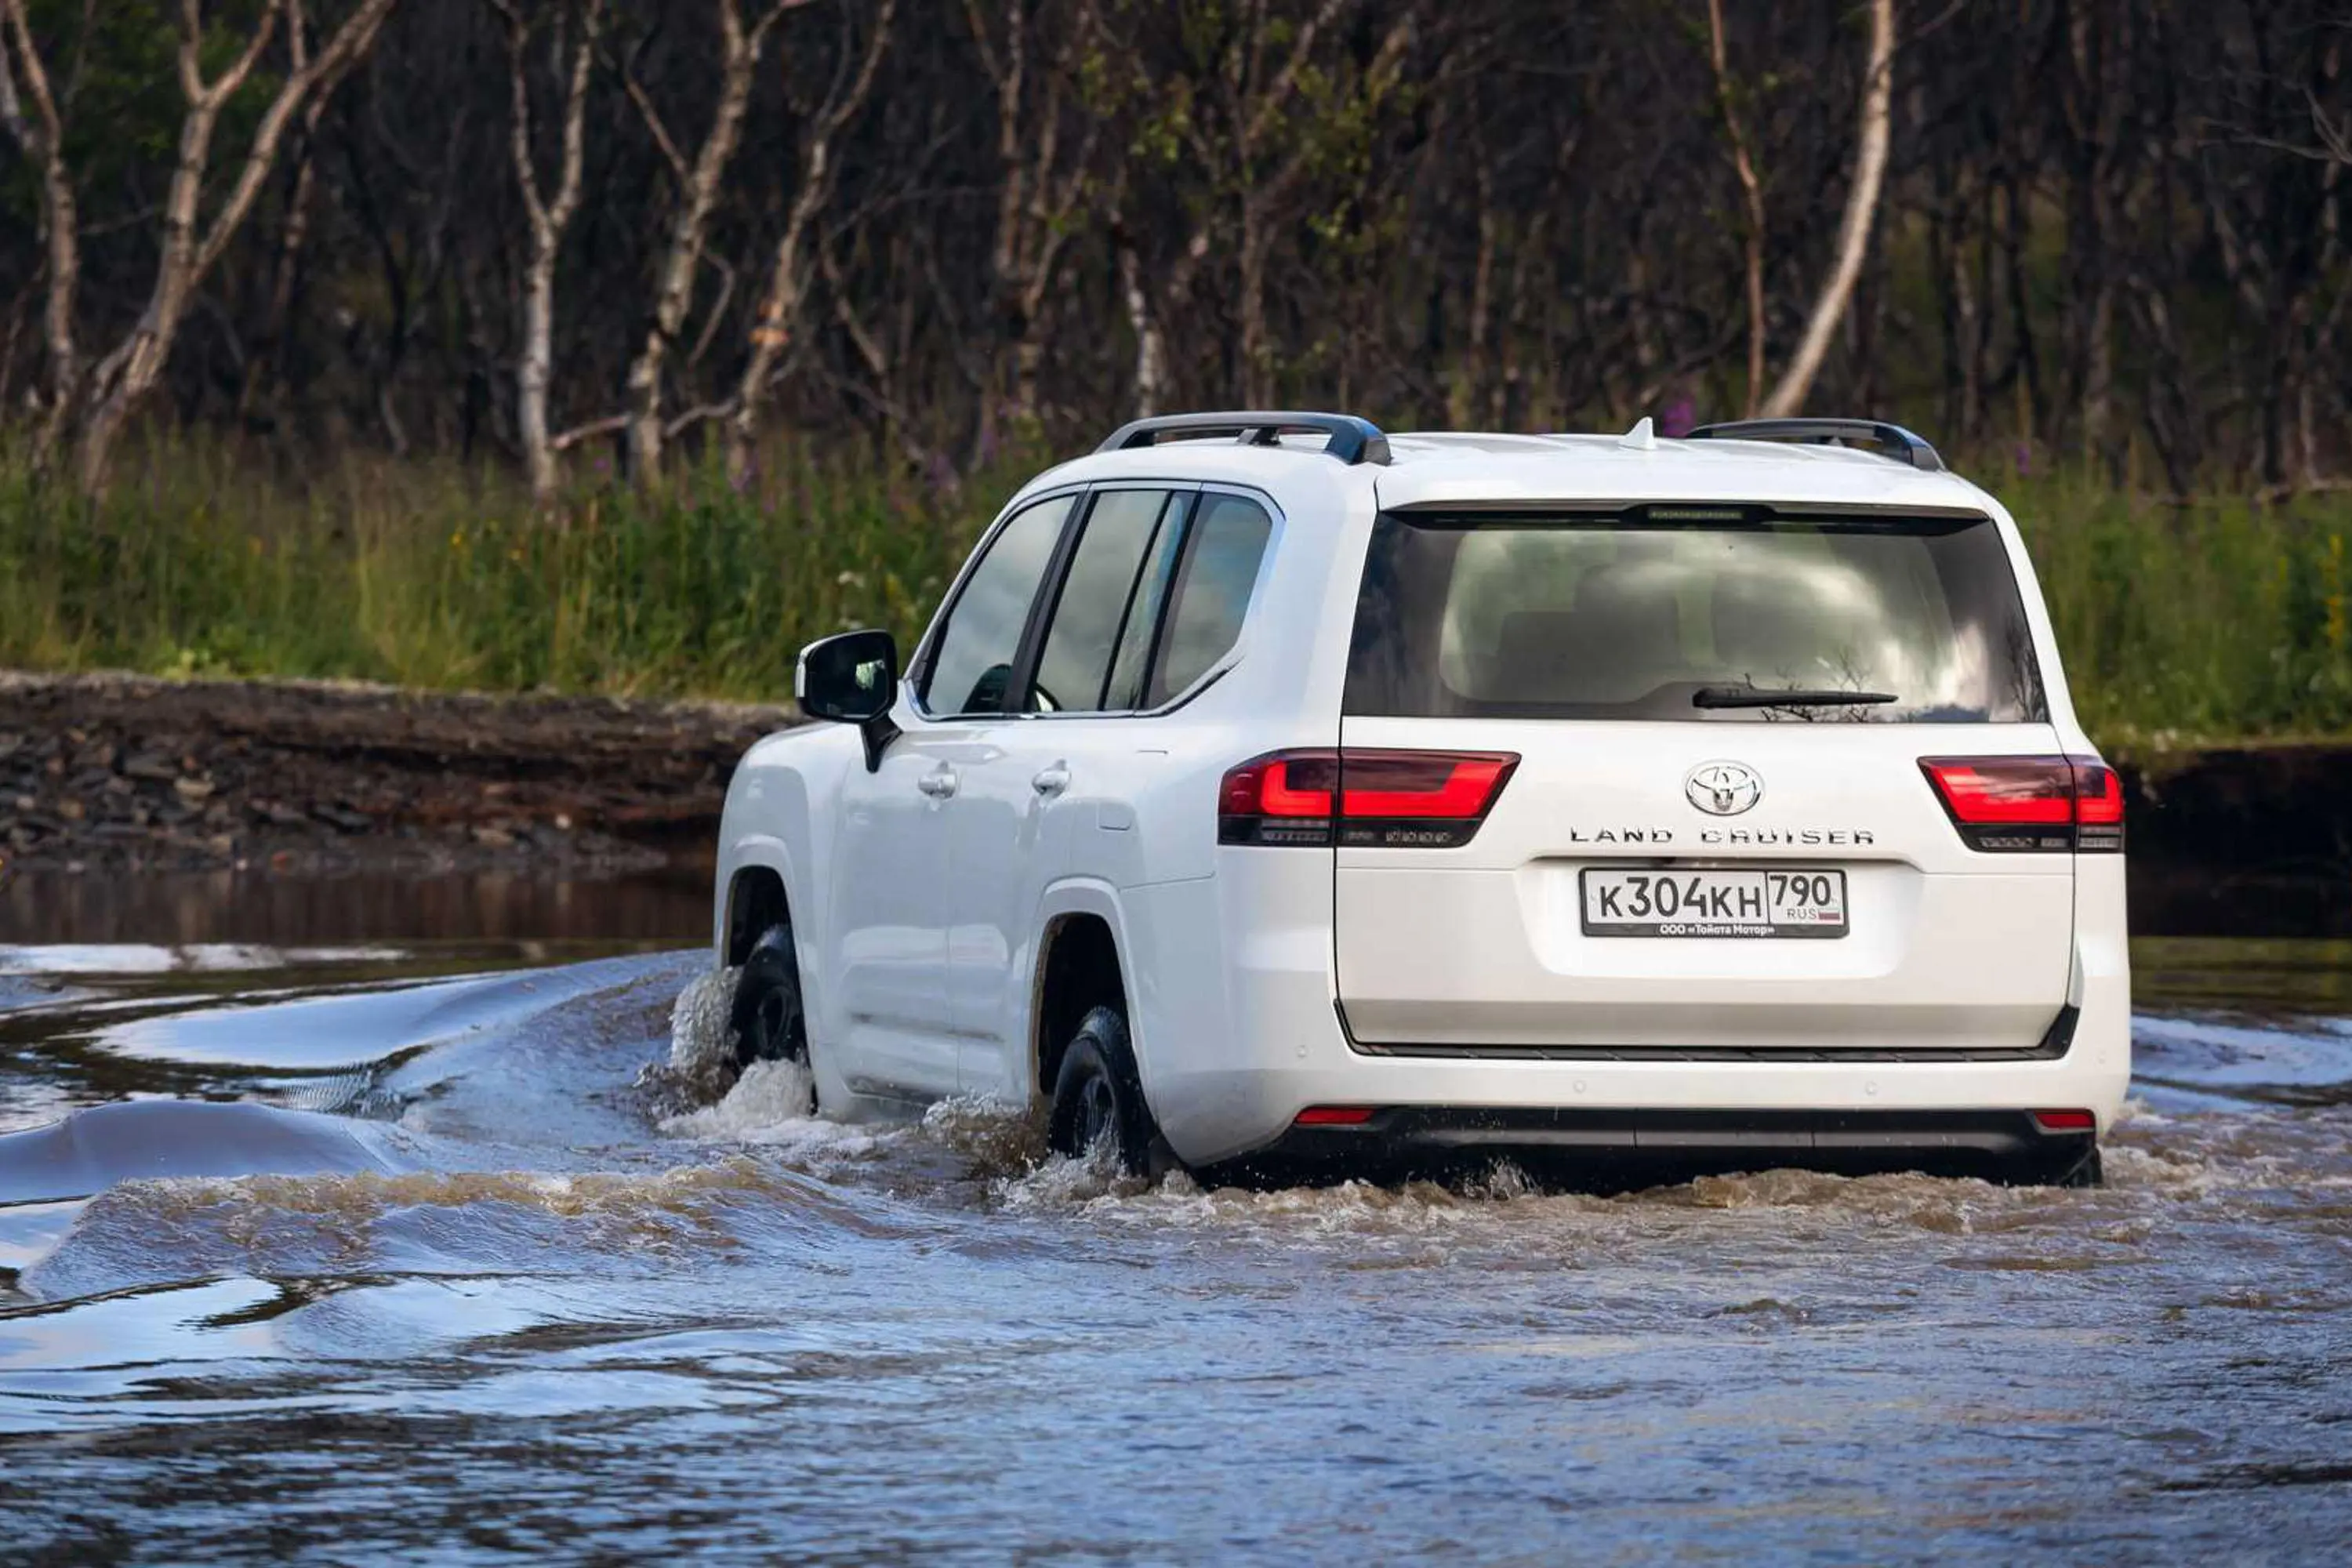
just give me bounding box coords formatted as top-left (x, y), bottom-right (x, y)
top-left (1218, 748), bottom-right (1519, 848)
top-left (2031, 1109), bottom-right (2098, 1133)
top-left (1918, 756), bottom-right (2125, 853)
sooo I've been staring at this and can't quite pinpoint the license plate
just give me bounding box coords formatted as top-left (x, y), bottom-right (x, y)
top-left (1580, 868), bottom-right (1849, 938)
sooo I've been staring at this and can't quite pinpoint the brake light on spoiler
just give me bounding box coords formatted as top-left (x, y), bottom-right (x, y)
top-left (1918, 756), bottom-right (2125, 853)
top-left (1218, 749), bottom-right (1519, 848)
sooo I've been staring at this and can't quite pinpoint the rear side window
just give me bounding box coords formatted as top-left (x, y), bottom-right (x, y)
top-left (1345, 512), bottom-right (2046, 723)
top-left (1102, 498), bottom-right (1191, 710)
top-left (1148, 494), bottom-right (1273, 706)
top-left (1026, 489), bottom-right (1180, 712)
top-left (923, 495), bottom-right (1073, 715)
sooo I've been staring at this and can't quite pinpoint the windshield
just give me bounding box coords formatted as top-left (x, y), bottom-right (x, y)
top-left (1345, 511), bottom-right (2048, 723)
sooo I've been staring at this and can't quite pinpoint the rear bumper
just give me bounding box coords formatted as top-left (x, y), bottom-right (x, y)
top-left (1121, 859), bottom-right (2131, 1170)
top-left (1341, 1003), bottom-right (2081, 1063)
top-left (1203, 1108), bottom-right (2097, 1187)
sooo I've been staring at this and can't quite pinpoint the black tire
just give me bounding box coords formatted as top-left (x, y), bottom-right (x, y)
top-left (729, 925), bottom-right (815, 1107)
top-left (2005, 1145), bottom-right (2103, 1188)
top-left (1047, 1006), bottom-right (1164, 1177)
top-left (2053, 1146), bottom-right (2105, 1189)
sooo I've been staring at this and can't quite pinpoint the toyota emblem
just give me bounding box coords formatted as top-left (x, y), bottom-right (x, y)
top-left (1686, 760), bottom-right (1763, 816)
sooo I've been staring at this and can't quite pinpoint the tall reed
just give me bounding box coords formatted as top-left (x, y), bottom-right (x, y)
top-left (3, 434), bottom-right (2347, 746)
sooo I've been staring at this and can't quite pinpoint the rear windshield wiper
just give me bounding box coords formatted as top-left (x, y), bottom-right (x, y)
top-left (1692, 685), bottom-right (1899, 710)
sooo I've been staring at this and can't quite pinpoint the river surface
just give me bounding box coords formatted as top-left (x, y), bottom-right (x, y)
top-left (2, 929), bottom-right (2351, 1563)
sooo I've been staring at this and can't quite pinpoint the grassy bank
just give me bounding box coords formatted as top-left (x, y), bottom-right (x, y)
top-left (0, 435), bottom-right (1034, 702)
top-left (2, 437), bottom-right (2348, 746)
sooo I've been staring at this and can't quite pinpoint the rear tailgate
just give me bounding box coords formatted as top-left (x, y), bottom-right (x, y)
top-left (1330, 504), bottom-right (2076, 1054)
top-left (1334, 719), bottom-right (2072, 1050)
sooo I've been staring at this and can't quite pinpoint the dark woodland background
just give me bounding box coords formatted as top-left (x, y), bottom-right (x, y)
top-left (2, 0), bottom-right (2345, 495)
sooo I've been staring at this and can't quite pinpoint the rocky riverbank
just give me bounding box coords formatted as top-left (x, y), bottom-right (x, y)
top-left (0, 671), bottom-right (797, 880)
top-left (4, 670), bottom-right (2350, 938)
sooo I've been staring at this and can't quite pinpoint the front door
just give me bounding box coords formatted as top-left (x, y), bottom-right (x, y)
top-left (825, 710), bottom-right (961, 1101)
top-left (907, 490), bottom-right (1091, 1095)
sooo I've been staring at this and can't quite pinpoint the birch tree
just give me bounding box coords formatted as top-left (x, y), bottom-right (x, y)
top-left (64, 0), bottom-right (400, 495)
top-left (1704, 0), bottom-right (1769, 417)
top-left (619, 0), bottom-right (804, 483)
top-left (1758, 0), bottom-right (1895, 419)
top-left (0, 0), bottom-right (79, 466)
top-left (964, 0), bottom-right (1105, 436)
top-left (492, 0), bottom-right (605, 504)
top-left (725, 0), bottom-right (895, 479)
top-left (1115, 0), bottom-right (1416, 414)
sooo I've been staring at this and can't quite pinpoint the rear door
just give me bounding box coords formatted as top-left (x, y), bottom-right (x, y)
top-left (1333, 506), bottom-right (2080, 1052)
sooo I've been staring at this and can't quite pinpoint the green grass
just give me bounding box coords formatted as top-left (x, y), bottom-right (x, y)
top-left (2005, 469), bottom-right (2352, 749)
top-left (2, 434), bottom-right (2348, 747)
top-left (0, 433), bottom-right (1039, 702)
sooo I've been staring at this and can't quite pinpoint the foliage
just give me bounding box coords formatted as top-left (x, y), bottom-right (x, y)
top-left (0, 433), bottom-right (1040, 700)
top-left (2, 436), bottom-right (2349, 747)
top-left (2008, 471), bottom-right (2352, 748)
top-left (4, 0), bottom-right (2345, 489)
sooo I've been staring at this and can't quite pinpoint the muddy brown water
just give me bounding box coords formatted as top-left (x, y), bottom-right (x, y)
top-left (2, 895), bottom-right (2351, 1561)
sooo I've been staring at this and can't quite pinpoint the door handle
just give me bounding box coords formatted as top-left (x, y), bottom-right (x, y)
top-left (1032, 764), bottom-right (1071, 799)
top-left (917, 767), bottom-right (959, 799)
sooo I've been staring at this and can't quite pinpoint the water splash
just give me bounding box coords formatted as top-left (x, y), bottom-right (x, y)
top-left (662, 1058), bottom-right (819, 1141)
top-left (668, 965), bottom-right (742, 1080)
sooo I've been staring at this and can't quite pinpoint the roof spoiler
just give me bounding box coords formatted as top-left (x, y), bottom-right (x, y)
top-left (1096, 411), bottom-right (1391, 467)
top-left (1684, 418), bottom-right (1944, 473)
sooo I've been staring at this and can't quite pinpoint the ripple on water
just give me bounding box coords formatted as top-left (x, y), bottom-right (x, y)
top-left (3, 946), bottom-right (2352, 1559)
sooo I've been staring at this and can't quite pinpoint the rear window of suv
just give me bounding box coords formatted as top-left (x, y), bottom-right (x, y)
top-left (1345, 510), bottom-right (2047, 722)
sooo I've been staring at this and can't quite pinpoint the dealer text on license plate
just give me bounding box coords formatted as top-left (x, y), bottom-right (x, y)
top-left (1580, 869), bottom-right (1849, 938)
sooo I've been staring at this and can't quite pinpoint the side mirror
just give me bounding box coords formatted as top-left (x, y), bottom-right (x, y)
top-left (797, 630), bottom-right (901, 771)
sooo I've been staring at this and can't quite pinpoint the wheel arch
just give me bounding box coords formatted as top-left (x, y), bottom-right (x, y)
top-left (711, 729), bottom-right (846, 960)
top-left (1029, 881), bottom-right (1142, 1108)
top-left (720, 855), bottom-right (794, 965)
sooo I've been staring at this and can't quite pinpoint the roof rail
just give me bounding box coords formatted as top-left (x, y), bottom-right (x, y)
top-left (1683, 418), bottom-right (1944, 473)
top-left (1095, 410), bottom-right (1391, 466)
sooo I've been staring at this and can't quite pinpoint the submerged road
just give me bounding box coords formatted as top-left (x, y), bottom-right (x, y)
top-left (2, 938), bottom-right (2349, 1562)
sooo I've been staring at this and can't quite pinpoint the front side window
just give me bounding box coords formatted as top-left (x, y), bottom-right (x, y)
top-left (1345, 512), bottom-right (2046, 722)
top-left (1026, 489), bottom-right (1181, 712)
top-left (1147, 493), bottom-right (1274, 706)
top-left (922, 495), bottom-right (1073, 716)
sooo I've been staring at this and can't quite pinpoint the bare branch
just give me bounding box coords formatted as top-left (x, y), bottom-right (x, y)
top-left (1706, 0), bottom-right (1769, 416)
top-left (619, 28), bottom-right (689, 183)
top-left (74, 0), bottom-right (398, 493)
top-left (195, 0), bottom-right (400, 279)
top-left (0, 0), bottom-right (82, 457)
top-left (728, 0), bottom-right (899, 473)
top-left (622, 0), bottom-right (799, 479)
top-left (550, 412), bottom-right (629, 452)
top-left (1760, 0), bottom-right (1896, 419)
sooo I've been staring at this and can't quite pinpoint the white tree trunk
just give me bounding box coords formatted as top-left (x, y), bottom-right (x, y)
top-left (727, 0), bottom-right (895, 477)
top-left (1118, 233), bottom-right (1166, 418)
top-left (1705, 0), bottom-right (1769, 417)
top-left (499, 0), bottom-right (604, 505)
top-left (0, 0), bottom-right (82, 465)
top-left (622, 0), bottom-right (791, 482)
top-left (1759, 0), bottom-right (1896, 420)
top-left (74, 0), bottom-right (400, 496)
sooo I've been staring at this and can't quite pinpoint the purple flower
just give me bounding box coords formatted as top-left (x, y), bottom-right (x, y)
top-left (1659, 397), bottom-right (1697, 438)
top-left (2013, 441), bottom-right (2033, 477)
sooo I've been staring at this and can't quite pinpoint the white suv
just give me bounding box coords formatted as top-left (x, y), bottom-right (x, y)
top-left (712, 412), bottom-right (2128, 1187)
